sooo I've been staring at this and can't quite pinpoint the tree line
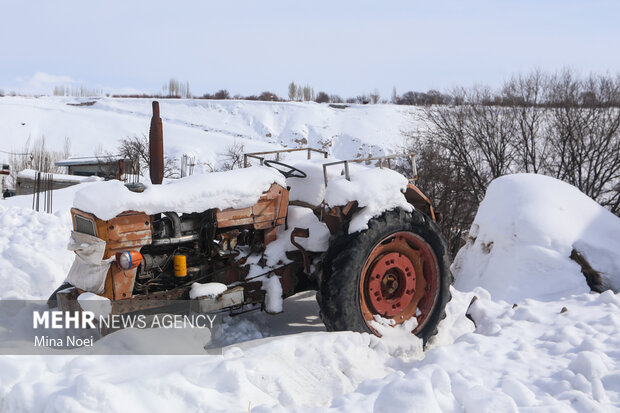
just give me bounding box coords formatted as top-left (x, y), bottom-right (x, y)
top-left (402, 69), bottom-right (620, 255)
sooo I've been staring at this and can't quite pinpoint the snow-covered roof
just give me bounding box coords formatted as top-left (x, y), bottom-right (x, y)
top-left (55, 155), bottom-right (128, 166)
top-left (17, 168), bottom-right (103, 183)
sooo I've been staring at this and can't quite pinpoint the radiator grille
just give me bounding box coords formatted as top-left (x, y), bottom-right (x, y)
top-left (74, 215), bottom-right (96, 236)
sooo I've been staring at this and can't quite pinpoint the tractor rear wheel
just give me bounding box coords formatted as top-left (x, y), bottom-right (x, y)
top-left (318, 208), bottom-right (453, 344)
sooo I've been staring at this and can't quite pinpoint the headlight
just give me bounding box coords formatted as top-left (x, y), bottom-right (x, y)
top-left (115, 250), bottom-right (143, 270)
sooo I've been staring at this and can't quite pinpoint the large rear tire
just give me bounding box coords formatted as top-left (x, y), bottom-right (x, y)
top-left (318, 208), bottom-right (453, 344)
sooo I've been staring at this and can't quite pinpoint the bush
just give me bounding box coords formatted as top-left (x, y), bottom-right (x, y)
top-left (315, 91), bottom-right (330, 103)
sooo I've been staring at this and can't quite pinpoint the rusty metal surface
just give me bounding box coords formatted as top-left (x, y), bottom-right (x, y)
top-left (404, 184), bottom-right (436, 222)
top-left (323, 201), bottom-right (358, 235)
top-left (321, 153), bottom-right (417, 186)
top-left (149, 101), bottom-right (164, 185)
top-left (72, 209), bottom-right (152, 300)
top-left (263, 227), bottom-right (277, 245)
top-left (359, 232), bottom-right (429, 331)
top-left (216, 184), bottom-right (289, 230)
top-left (290, 227), bottom-right (310, 273)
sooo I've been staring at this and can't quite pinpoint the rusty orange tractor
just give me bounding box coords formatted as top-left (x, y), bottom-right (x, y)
top-left (50, 101), bottom-right (453, 344)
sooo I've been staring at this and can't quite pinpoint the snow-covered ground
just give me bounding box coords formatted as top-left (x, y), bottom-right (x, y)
top-left (0, 113), bottom-right (619, 411)
top-left (0, 96), bottom-right (421, 170)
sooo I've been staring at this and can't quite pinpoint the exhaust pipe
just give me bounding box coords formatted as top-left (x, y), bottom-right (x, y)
top-left (149, 101), bottom-right (164, 185)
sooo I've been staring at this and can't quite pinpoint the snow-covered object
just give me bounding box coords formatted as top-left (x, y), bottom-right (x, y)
top-left (17, 169), bottom-right (103, 183)
top-left (264, 206), bottom-right (330, 266)
top-left (453, 173), bottom-right (620, 302)
top-left (77, 292), bottom-right (112, 318)
top-left (73, 166), bottom-right (285, 220)
top-left (286, 159), bottom-right (342, 206)
top-left (255, 275), bottom-right (284, 313)
top-left (325, 167), bottom-right (412, 233)
top-left (189, 282), bottom-right (227, 299)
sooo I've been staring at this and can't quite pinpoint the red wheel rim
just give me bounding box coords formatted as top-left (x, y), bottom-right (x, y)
top-left (359, 231), bottom-right (440, 334)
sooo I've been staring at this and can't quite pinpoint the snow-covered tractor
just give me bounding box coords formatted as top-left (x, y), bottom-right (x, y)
top-left (50, 101), bottom-right (453, 344)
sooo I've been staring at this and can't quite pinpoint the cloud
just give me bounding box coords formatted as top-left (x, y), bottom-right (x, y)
top-left (13, 72), bottom-right (78, 95)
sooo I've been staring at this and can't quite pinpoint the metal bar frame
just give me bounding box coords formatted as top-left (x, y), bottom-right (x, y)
top-left (321, 153), bottom-right (417, 186)
top-left (243, 147), bottom-right (328, 167)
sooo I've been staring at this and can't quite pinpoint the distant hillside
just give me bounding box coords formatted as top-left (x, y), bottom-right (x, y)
top-left (0, 97), bottom-right (422, 167)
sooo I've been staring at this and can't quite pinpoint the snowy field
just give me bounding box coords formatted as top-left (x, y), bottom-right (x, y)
top-left (0, 96), bottom-right (422, 167)
top-left (0, 97), bottom-right (619, 411)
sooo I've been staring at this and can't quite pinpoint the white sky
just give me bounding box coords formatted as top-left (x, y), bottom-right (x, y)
top-left (1, 0), bottom-right (619, 98)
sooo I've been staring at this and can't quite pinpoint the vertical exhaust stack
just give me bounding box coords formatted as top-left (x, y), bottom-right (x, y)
top-left (149, 101), bottom-right (164, 185)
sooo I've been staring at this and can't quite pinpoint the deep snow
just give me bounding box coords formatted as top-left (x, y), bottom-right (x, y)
top-left (1, 129), bottom-right (619, 410)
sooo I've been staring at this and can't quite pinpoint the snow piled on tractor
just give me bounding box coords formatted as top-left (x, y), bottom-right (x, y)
top-left (0, 173), bottom-right (619, 411)
top-left (73, 166), bottom-right (285, 220)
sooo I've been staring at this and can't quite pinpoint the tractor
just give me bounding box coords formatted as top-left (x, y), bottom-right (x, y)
top-left (50, 101), bottom-right (453, 345)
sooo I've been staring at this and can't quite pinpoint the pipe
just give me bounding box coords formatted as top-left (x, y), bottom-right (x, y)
top-left (151, 234), bottom-right (200, 246)
top-left (149, 101), bottom-right (164, 185)
top-left (163, 212), bottom-right (182, 238)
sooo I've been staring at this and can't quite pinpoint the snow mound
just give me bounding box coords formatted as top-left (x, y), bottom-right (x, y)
top-left (73, 166), bottom-right (285, 220)
top-left (453, 173), bottom-right (620, 302)
top-left (0, 205), bottom-right (73, 299)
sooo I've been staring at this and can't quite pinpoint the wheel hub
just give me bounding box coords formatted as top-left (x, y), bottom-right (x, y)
top-left (367, 252), bottom-right (416, 317)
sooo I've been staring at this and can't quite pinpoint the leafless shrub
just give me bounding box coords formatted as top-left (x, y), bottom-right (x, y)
top-left (7, 136), bottom-right (69, 187)
top-left (220, 142), bottom-right (245, 171)
top-left (258, 91), bottom-right (280, 101)
top-left (369, 89), bottom-right (380, 104)
top-left (315, 91), bottom-right (330, 103)
top-left (117, 134), bottom-right (178, 179)
top-left (411, 69), bottom-right (620, 253)
top-left (545, 71), bottom-right (620, 212)
top-left (214, 89), bottom-right (230, 100)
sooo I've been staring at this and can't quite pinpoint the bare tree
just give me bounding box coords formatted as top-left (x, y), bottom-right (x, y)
top-left (421, 86), bottom-right (517, 201)
top-left (546, 71), bottom-right (620, 212)
top-left (288, 82), bottom-right (297, 101)
top-left (117, 134), bottom-right (178, 179)
top-left (369, 89), bottom-right (380, 104)
top-left (502, 70), bottom-right (550, 173)
top-left (220, 142), bottom-right (245, 170)
top-left (315, 91), bottom-right (330, 103)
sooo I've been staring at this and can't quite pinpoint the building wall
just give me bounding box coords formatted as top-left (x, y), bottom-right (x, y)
top-left (16, 177), bottom-right (79, 196)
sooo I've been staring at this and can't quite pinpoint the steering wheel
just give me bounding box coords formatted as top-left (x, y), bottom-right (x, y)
top-left (263, 160), bottom-right (307, 179)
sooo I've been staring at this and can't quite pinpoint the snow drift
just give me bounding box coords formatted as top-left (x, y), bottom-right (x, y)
top-left (0, 204), bottom-right (73, 300)
top-left (453, 173), bottom-right (620, 302)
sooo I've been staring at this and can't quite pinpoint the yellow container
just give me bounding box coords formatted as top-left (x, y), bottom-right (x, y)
top-left (173, 255), bottom-right (187, 278)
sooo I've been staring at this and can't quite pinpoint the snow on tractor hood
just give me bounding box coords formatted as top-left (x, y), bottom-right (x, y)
top-left (72, 166), bottom-right (285, 220)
